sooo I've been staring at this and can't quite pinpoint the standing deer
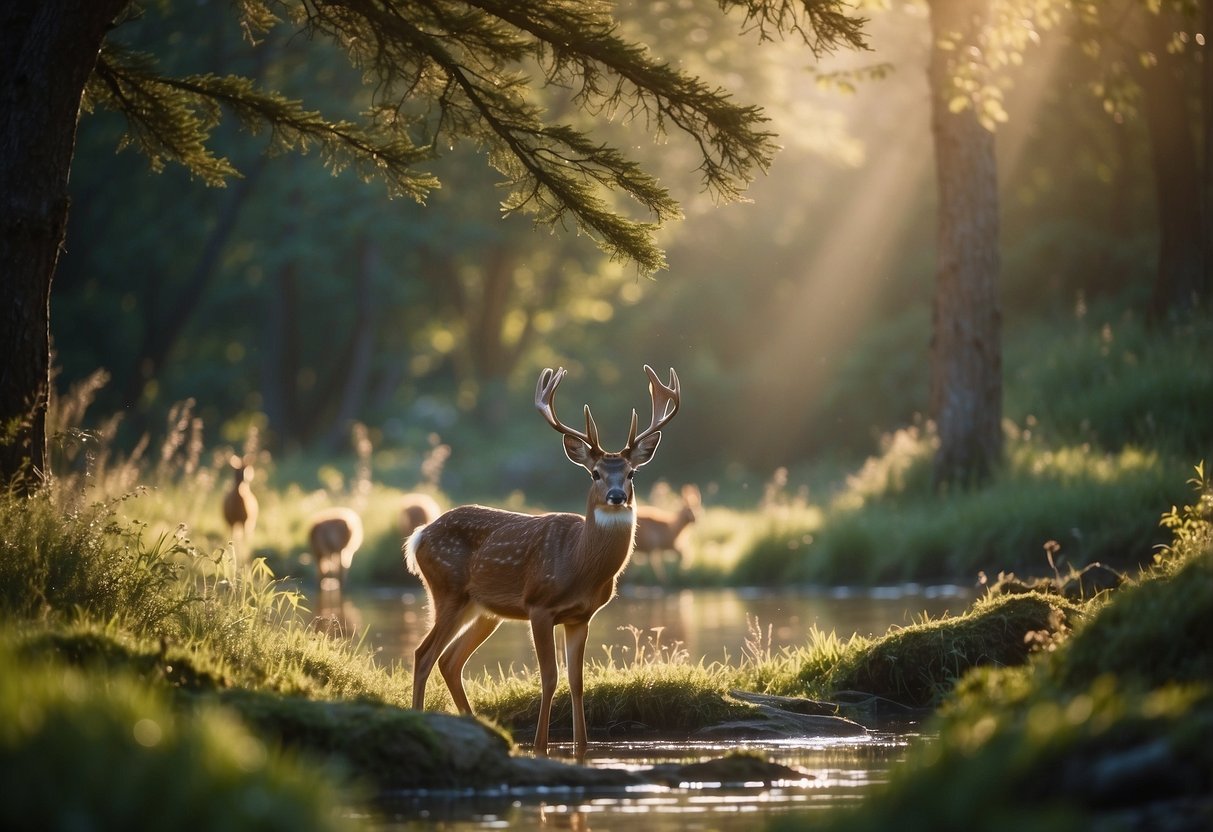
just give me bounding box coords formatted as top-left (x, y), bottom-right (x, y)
top-left (222, 455), bottom-right (258, 560)
top-left (634, 484), bottom-right (701, 582)
top-left (398, 492), bottom-right (442, 539)
top-left (405, 365), bottom-right (680, 757)
top-left (309, 507), bottom-right (364, 592)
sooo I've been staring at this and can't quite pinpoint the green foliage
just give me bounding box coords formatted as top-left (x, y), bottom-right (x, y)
top-left (0, 643), bottom-right (352, 832)
top-left (820, 592), bottom-right (1080, 709)
top-left (735, 424), bottom-right (1186, 586)
top-left (1005, 308), bottom-right (1213, 458)
top-left (769, 468), bottom-right (1213, 832)
top-left (86, 0), bottom-right (863, 272)
top-left (1055, 465), bottom-right (1213, 692)
top-left (0, 486), bottom-right (196, 632)
top-left (88, 43), bottom-right (438, 197)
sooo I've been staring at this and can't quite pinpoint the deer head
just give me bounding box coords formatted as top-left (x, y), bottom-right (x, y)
top-left (535, 364), bottom-right (679, 515)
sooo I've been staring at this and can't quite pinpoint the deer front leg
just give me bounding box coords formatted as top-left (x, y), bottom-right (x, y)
top-left (529, 610), bottom-right (558, 755)
top-left (565, 620), bottom-right (590, 760)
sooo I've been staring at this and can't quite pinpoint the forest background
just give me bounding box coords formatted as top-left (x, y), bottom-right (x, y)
top-left (47, 0), bottom-right (1212, 585)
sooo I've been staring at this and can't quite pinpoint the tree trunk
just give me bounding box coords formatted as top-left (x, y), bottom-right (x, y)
top-left (925, 0), bottom-right (1003, 489)
top-left (1137, 8), bottom-right (1205, 320)
top-left (0, 1), bottom-right (128, 489)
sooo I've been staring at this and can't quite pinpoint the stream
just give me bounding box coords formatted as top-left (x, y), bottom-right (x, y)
top-left (320, 583), bottom-right (972, 830)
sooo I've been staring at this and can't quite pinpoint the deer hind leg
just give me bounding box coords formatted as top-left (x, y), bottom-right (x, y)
top-left (412, 598), bottom-right (476, 711)
top-left (564, 620), bottom-right (590, 759)
top-left (437, 612), bottom-right (501, 714)
top-left (528, 610), bottom-right (558, 756)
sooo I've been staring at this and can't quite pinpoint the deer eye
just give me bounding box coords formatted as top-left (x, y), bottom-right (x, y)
top-left (627, 471), bottom-right (635, 480)
top-left (592, 470), bottom-right (602, 480)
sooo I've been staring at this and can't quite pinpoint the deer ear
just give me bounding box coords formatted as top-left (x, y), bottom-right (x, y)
top-left (626, 431), bottom-right (662, 468)
top-left (563, 435), bottom-right (597, 470)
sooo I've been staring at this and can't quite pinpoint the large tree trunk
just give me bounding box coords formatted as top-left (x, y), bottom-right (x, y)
top-left (925, 0), bottom-right (1003, 488)
top-left (0, 1), bottom-right (128, 489)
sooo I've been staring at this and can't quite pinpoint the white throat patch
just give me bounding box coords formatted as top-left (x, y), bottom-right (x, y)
top-left (594, 506), bottom-right (636, 528)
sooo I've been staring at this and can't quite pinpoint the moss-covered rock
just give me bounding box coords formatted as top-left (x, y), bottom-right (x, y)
top-left (818, 592), bottom-right (1080, 708)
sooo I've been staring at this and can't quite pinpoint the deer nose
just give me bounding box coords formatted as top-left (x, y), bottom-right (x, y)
top-left (606, 488), bottom-right (627, 505)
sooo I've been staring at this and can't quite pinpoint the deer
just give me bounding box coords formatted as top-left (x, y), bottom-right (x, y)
top-left (221, 455), bottom-right (258, 561)
top-left (633, 484), bottom-right (701, 582)
top-left (308, 507), bottom-right (364, 593)
top-left (404, 364), bottom-right (681, 758)
top-left (398, 492), bottom-right (442, 539)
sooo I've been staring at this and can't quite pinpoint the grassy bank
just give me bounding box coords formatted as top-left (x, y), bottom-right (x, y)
top-left (769, 466), bottom-right (1213, 831)
top-left (2, 455), bottom-right (1207, 826)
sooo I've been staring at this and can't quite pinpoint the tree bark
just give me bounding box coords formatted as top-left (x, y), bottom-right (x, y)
top-left (0, 1), bottom-right (129, 489)
top-left (926, 0), bottom-right (1003, 488)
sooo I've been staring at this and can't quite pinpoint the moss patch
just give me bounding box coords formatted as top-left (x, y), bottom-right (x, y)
top-left (817, 592), bottom-right (1080, 708)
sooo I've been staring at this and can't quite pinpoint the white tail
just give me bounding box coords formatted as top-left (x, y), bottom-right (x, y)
top-left (221, 455), bottom-right (258, 559)
top-left (308, 507), bottom-right (364, 592)
top-left (405, 364), bottom-right (681, 757)
top-left (398, 492), bottom-right (442, 538)
top-left (634, 484), bottom-right (701, 580)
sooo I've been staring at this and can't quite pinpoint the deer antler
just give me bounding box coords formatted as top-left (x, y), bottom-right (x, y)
top-left (625, 365), bottom-right (680, 451)
top-left (535, 367), bottom-right (601, 451)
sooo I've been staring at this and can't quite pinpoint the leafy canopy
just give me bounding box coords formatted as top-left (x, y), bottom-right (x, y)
top-left (85, 0), bottom-right (867, 272)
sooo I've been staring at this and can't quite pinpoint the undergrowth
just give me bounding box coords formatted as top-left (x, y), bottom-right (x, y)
top-left (772, 464), bottom-right (1213, 832)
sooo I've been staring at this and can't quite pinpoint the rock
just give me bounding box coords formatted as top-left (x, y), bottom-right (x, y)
top-left (690, 691), bottom-right (868, 740)
top-left (728, 689), bottom-right (841, 716)
top-left (647, 753), bottom-right (813, 787)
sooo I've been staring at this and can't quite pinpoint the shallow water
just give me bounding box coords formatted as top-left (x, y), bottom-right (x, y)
top-left (318, 583), bottom-right (973, 679)
top-left (366, 731), bottom-right (929, 830)
top-left (320, 583), bottom-right (968, 830)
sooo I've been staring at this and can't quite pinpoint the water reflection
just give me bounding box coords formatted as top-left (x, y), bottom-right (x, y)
top-left (322, 586), bottom-right (963, 831)
top-left (331, 584), bottom-right (971, 680)
top-left (371, 732), bottom-right (926, 831)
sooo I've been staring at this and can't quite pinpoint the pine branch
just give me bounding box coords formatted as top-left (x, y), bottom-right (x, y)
top-left (91, 0), bottom-right (870, 272)
top-left (87, 43), bottom-right (440, 200)
top-left (719, 0), bottom-right (870, 53)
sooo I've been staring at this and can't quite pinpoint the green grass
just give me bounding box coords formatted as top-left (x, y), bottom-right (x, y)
top-left (732, 434), bottom-right (1184, 586)
top-left (0, 639), bottom-right (354, 832)
top-left (4, 444), bottom-right (1207, 832)
top-left (768, 467), bottom-right (1213, 832)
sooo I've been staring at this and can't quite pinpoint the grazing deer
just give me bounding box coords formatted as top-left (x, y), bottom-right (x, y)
top-left (308, 507), bottom-right (364, 592)
top-left (405, 365), bottom-right (681, 757)
top-left (222, 455), bottom-right (258, 560)
top-left (634, 484), bottom-right (701, 581)
top-left (398, 492), bottom-right (442, 538)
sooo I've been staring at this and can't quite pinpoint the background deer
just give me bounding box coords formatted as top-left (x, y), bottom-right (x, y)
top-left (634, 484), bottom-right (701, 582)
top-left (221, 455), bottom-right (258, 561)
top-left (398, 492), bottom-right (441, 539)
top-left (405, 364), bottom-right (680, 757)
top-left (308, 507), bottom-right (364, 592)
